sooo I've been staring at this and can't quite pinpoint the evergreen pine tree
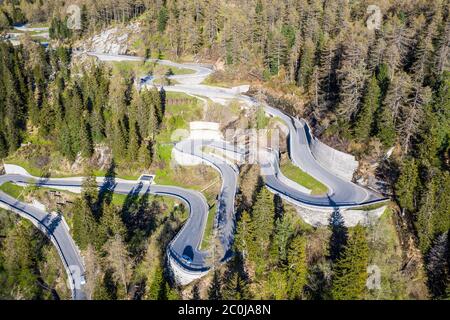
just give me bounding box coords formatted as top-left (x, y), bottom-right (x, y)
top-left (58, 121), bottom-right (76, 162)
top-left (433, 173), bottom-right (450, 235)
top-left (0, 132), bottom-right (7, 159)
top-left (234, 211), bottom-right (255, 262)
top-left (253, 0), bottom-right (265, 50)
top-left (252, 188), bottom-right (274, 252)
top-left (80, 118), bottom-right (94, 158)
top-left (354, 75), bottom-right (381, 140)
top-left (191, 284), bottom-right (201, 300)
top-left (416, 177), bottom-right (437, 252)
top-left (148, 266), bottom-right (165, 300)
top-left (331, 225), bottom-right (369, 300)
top-left (127, 121), bottom-right (140, 161)
top-left (138, 140), bottom-right (153, 168)
top-left (112, 119), bottom-right (128, 160)
top-left (297, 38), bottom-right (315, 90)
top-left (222, 272), bottom-right (250, 300)
top-left (251, 188), bottom-right (275, 276)
top-left (2, 221), bottom-right (42, 299)
top-left (270, 217), bottom-right (292, 266)
top-left (287, 235), bottom-right (308, 300)
top-left (395, 158), bottom-right (419, 212)
top-left (208, 270), bottom-right (222, 300)
top-left (165, 283), bottom-right (179, 300)
top-left (157, 6), bottom-right (169, 33)
top-left (72, 198), bottom-right (98, 250)
top-left (375, 102), bottom-right (397, 146)
top-left (98, 202), bottom-right (127, 246)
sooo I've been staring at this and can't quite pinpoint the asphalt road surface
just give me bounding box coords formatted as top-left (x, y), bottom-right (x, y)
top-left (0, 172), bottom-right (211, 297)
top-left (0, 52), bottom-right (386, 299)
top-left (0, 174), bottom-right (86, 300)
top-left (174, 139), bottom-right (239, 265)
top-left (261, 104), bottom-right (387, 208)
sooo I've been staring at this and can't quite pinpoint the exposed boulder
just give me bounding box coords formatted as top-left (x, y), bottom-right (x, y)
top-left (81, 22), bottom-right (142, 55)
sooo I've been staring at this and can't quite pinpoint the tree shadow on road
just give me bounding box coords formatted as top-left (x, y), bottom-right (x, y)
top-left (96, 160), bottom-right (117, 211)
top-left (120, 182), bottom-right (144, 238)
top-left (328, 209), bottom-right (348, 263)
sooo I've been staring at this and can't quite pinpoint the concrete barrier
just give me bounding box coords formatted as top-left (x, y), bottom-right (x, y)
top-left (31, 199), bottom-right (46, 211)
top-left (302, 120), bottom-right (359, 182)
top-left (167, 254), bottom-right (209, 285)
top-left (295, 205), bottom-right (387, 227)
top-left (189, 121), bottom-right (223, 141)
top-left (172, 147), bottom-right (204, 166)
top-left (309, 138), bottom-right (358, 181)
top-left (231, 85), bottom-right (250, 94)
top-left (3, 164), bottom-right (32, 176)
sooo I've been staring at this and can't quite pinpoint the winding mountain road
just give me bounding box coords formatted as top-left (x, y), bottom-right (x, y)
top-left (0, 174), bottom-right (86, 300)
top-left (0, 51), bottom-right (387, 299)
top-left (258, 104), bottom-right (385, 208)
top-left (142, 73), bottom-right (387, 208)
top-left (0, 171), bottom-right (212, 297)
top-left (174, 139), bottom-right (239, 264)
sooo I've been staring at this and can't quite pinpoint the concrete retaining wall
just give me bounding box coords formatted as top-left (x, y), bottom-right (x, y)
top-left (230, 85), bottom-right (250, 94)
top-left (218, 149), bottom-right (245, 163)
top-left (168, 255), bottom-right (209, 285)
top-left (309, 137), bottom-right (359, 182)
top-left (263, 113), bottom-right (359, 182)
top-left (295, 205), bottom-right (387, 227)
top-left (172, 147), bottom-right (204, 166)
top-left (189, 121), bottom-right (223, 141)
top-left (3, 164), bottom-right (32, 176)
top-left (208, 152), bottom-right (240, 170)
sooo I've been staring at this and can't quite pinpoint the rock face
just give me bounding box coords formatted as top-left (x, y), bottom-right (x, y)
top-left (82, 22), bottom-right (142, 55)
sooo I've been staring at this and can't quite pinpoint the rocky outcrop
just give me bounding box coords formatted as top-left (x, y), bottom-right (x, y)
top-left (81, 22), bottom-right (142, 55)
top-left (296, 205), bottom-right (387, 227)
top-left (70, 145), bottom-right (112, 173)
